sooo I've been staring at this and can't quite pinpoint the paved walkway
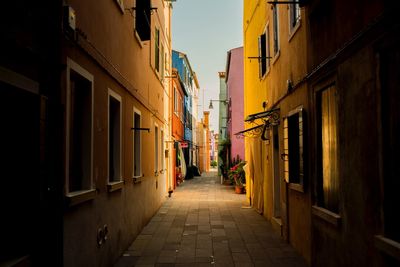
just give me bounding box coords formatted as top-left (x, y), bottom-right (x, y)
top-left (114, 172), bottom-right (308, 267)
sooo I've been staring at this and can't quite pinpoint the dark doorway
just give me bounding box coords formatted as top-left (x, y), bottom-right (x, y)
top-left (0, 81), bottom-right (40, 263)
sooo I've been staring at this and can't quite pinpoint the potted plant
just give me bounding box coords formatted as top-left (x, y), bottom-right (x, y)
top-left (228, 161), bottom-right (246, 194)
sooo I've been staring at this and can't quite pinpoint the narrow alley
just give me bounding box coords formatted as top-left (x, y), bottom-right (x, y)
top-left (114, 172), bottom-right (307, 267)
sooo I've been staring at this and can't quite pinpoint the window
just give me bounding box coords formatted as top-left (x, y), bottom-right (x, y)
top-left (174, 87), bottom-right (178, 114)
top-left (135, 0), bottom-right (151, 41)
top-left (317, 85), bottom-right (339, 213)
top-left (273, 5), bottom-right (280, 55)
top-left (161, 44), bottom-right (165, 79)
top-left (258, 26), bottom-right (270, 78)
top-left (154, 124), bottom-right (159, 174)
top-left (289, 0), bottom-right (301, 31)
top-left (161, 129), bottom-right (164, 171)
top-left (155, 28), bottom-right (160, 72)
top-left (283, 107), bottom-right (305, 191)
top-left (66, 59), bottom-right (93, 194)
top-left (133, 109), bottom-right (142, 177)
top-left (108, 90), bottom-right (122, 183)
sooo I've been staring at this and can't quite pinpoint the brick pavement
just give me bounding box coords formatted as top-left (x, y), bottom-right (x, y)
top-left (114, 172), bottom-right (308, 267)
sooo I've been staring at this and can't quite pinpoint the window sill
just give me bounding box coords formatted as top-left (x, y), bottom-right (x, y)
top-left (107, 181), bottom-right (124, 192)
top-left (114, 0), bottom-right (125, 14)
top-left (374, 235), bottom-right (400, 261)
top-left (288, 20), bottom-right (301, 43)
top-left (272, 50), bottom-right (280, 66)
top-left (134, 30), bottom-right (145, 48)
top-left (66, 189), bottom-right (96, 207)
top-left (289, 183), bottom-right (304, 193)
top-left (312, 205), bottom-right (341, 227)
top-left (133, 176), bottom-right (142, 184)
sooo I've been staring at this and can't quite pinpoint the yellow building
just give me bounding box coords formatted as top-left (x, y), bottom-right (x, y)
top-left (243, 0), bottom-right (310, 264)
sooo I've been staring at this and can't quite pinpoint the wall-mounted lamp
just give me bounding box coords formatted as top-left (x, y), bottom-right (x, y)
top-left (209, 99), bottom-right (228, 109)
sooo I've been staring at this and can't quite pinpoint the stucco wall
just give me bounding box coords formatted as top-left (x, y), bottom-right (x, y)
top-left (227, 47), bottom-right (245, 162)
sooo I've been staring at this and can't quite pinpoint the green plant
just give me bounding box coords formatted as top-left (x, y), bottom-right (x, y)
top-left (211, 160), bottom-right (217, 167)
top-left (228, 161), bottom-right (246, 187)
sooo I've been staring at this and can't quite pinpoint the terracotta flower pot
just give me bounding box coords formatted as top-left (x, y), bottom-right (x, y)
top-left (235, 185), bottom-right (244, 194)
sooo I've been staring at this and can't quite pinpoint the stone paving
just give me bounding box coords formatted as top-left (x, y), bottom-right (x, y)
top-left (114, 172), bottom-right (308, 267)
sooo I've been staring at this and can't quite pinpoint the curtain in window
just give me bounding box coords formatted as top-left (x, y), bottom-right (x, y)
top-left (321, 86), bottom-right (339, 213)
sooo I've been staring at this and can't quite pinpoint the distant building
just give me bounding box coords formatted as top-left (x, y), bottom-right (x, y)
top-left (172, 50), bottom-right (199, 175)
top-left (171, 68), bottom-right (187, 187)
top-left (226, 47), bottom-right (245, 163)
top-left (217, 72), bottom-right (229, 175)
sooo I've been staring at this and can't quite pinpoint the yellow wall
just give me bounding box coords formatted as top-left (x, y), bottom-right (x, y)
top-left (243, 0), bottom-right (310, 264)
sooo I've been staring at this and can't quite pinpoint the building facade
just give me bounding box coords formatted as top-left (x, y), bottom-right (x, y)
top-left (171, 68), bottom-right (186, 188)
top-left (243, 0), bottom-right (400, 266)
top-left (217, 72), bottom-right (229, 175)
top-left (244, 0), bottom-right (311, 264)
top-left (172, 50), bottom-right (199, 176)
top-left (1, 0), bottom-right (174, 266)
top-left (226, 47), bottom-right (245, 163)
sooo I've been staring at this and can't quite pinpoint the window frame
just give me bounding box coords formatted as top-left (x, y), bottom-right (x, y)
top-left (133, 108), bottom-right (142, 178)
top-left (154, 123), bottom-right (159, 175)
top-left (283, 106), bottom-right (306, 192)
top-left (107, 89), bottom-right (123, 189)
top-left (65, 58), bottom-right (95, 204)
top-left (288, 0), bottom-right (301, 40)
top-left (312, 81), bottom-right (341, 226)
top-left (155, 27), bottom-right (160, 72)
top-left (272, 4), bottom-right (280, 58)
top-left (134, 0), bottom-right (151, 42)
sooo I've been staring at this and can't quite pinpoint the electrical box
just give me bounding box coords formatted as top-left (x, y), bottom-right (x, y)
top-left (63, 6), bottom-right (76, 31)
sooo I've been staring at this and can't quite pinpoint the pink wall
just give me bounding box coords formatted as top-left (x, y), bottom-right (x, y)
top-left (226, 47), bottom-right (245, 162)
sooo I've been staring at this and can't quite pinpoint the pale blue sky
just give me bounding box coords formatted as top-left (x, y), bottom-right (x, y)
top-left (172, 0), bottom-right (243, 131)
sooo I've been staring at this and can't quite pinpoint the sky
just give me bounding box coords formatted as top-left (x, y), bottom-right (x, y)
top-left (172, 0), bottom-right (243, 132)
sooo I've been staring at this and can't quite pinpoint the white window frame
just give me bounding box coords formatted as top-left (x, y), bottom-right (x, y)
top-left (272, 4), bottom-right (280, 58)
top-left (108, 89), bottom-right (123, 185)
top-left (133, 107), bottom-right (142, 178)
top-left (288, 0), bottom-right (301, 40)
top-left (65, 58), bottom-right (94, 198)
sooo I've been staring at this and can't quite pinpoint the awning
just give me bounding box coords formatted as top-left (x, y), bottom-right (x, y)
top-left (245, 108), bottom-right (280, 123)
top-left (234, 124), bottom-right (264, 138)
top-left (235, 108), bottom-right (280, 140)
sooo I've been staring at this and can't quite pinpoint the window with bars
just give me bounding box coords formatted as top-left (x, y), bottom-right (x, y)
top-left (283, 107), bottom-right (305, 191)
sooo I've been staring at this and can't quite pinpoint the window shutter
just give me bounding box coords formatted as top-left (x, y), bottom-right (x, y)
top-left (258, 35), bottom-right (262, 79)
top-left (283, 117), bottom-right (289, 183)
top-left (136, 0), bottom-right (151, 41)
